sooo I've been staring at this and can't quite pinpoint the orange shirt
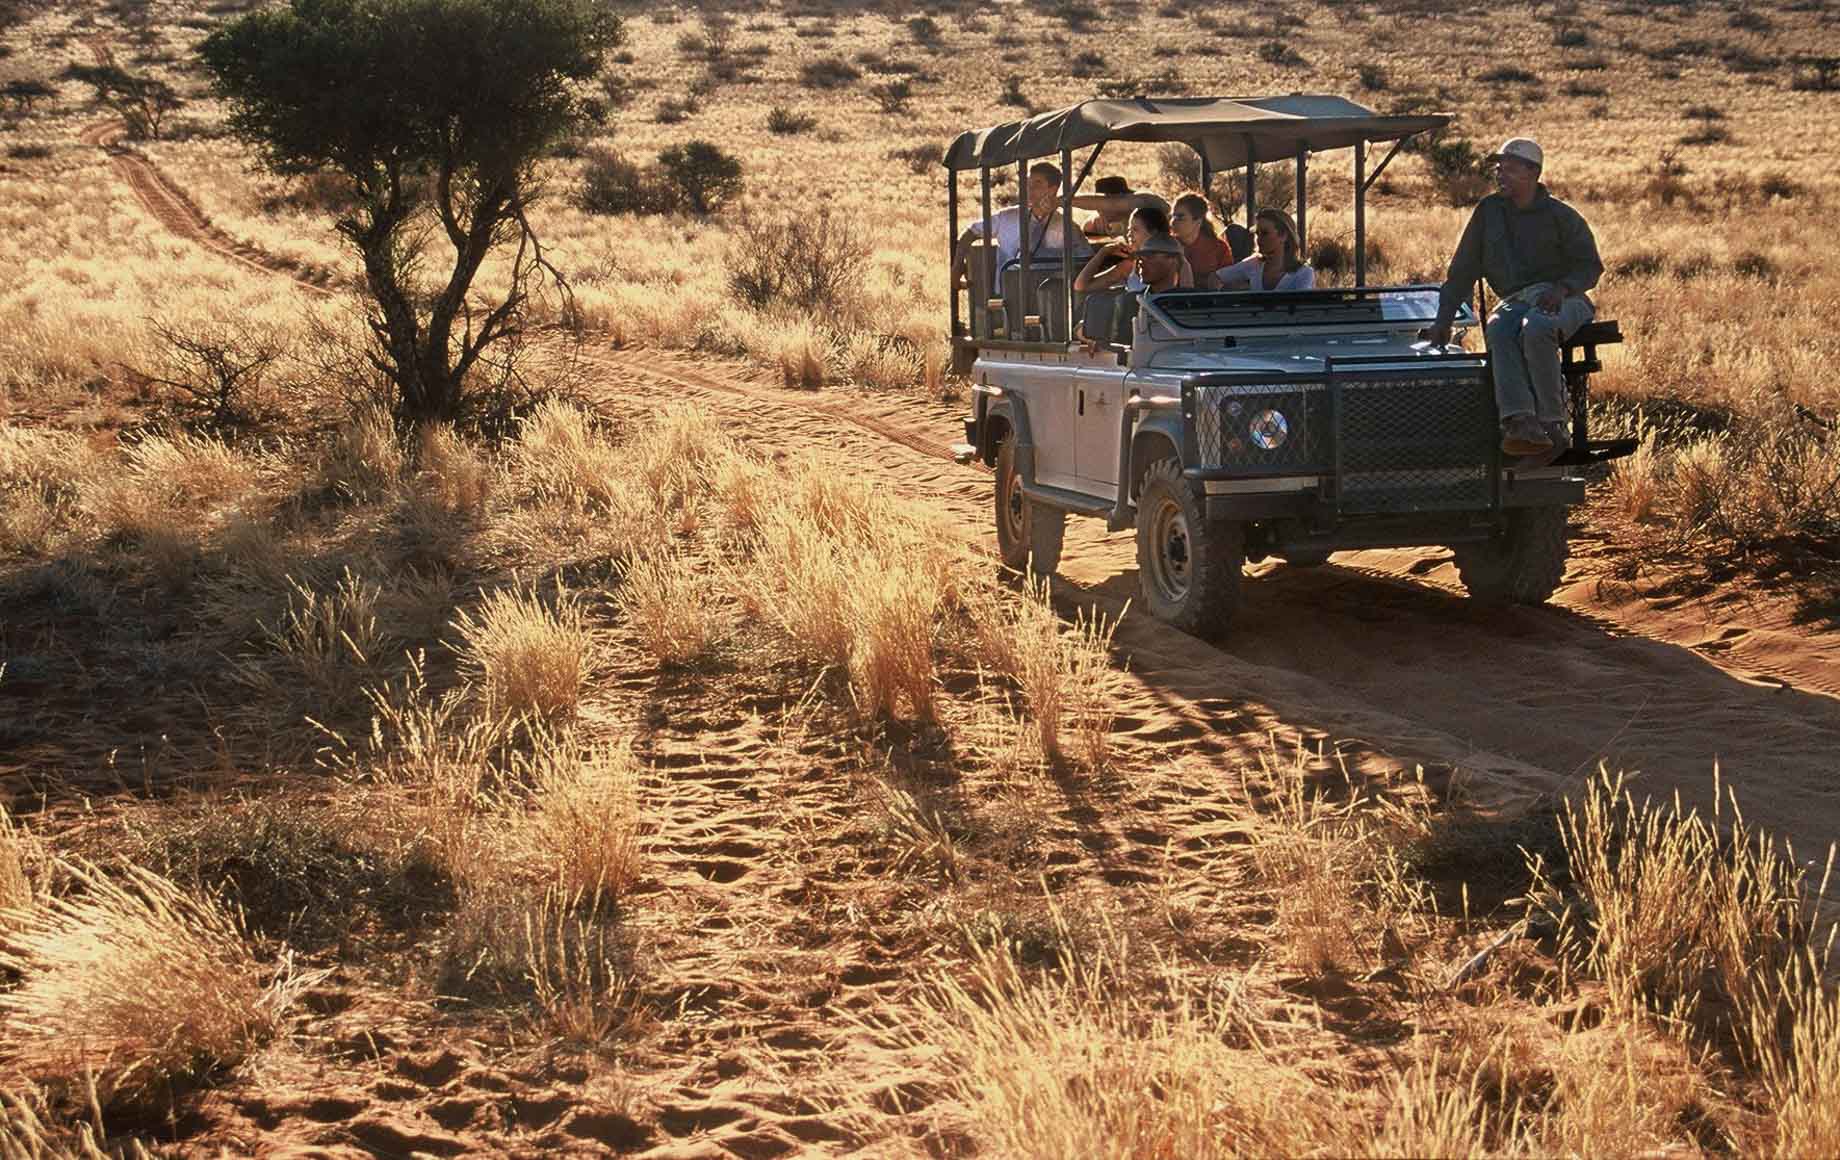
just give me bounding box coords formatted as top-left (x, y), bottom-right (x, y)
top-left (1184, 234), bottom-right (1234, 284)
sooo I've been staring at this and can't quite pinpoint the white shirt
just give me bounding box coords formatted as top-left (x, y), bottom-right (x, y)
top-left (1216, 256), bottom-right (1316, 292)
top-left (969, 205), bottom-right (1079, 289)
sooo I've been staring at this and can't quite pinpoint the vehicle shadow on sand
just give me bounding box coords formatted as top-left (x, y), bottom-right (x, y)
top-left (1051, 556), bottom-right (1840, 865)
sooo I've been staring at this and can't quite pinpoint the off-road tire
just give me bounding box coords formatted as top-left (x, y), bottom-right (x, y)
top-left (1135, 457), bottom-right (1242, 638)
top-left (1280, 549), bottom-right (1333, 567)
top-left (1453, 505), bottom-right (1569, 606)
top-left (995, 440), bottom-right (1064, 578)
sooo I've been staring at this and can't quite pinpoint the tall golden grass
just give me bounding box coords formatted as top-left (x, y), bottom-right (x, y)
top-left (451, 582), bottom-right (593, 723)
top-left (0, 807), bottom-right (29, 919)
top-left (519, 736), bottom-right (644, 899)
top-left (0, 862), bottom-right (306, 1110)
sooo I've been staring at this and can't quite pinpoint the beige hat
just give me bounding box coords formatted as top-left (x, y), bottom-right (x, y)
top-left (1487, 137), bottom-right (1544, 169)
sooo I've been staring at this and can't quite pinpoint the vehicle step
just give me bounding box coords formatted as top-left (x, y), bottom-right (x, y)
top-left (1550, 437), bottom-right (1639, 467)
top-left (1020, 481), bottom-right (1115, 517)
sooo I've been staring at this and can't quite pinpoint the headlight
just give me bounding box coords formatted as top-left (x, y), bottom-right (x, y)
top-left (1248, 408), bottom-right (1290, 451)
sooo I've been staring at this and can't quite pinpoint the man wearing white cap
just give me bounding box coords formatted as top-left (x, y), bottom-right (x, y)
top-left (1426, 137), bottom-right (1603, 459)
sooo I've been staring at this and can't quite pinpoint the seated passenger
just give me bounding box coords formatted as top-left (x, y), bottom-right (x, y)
top-left (1071, 181), bottom-right (1172, 242)
top-left (1171, 194), bottom-right (1235, 289)
top-left (1081, 175), bottom-right (1135, 239)
top-left (1073, 204), bottom-right (1194, 294)
top-left (1213, 208), bottom-right (1315, 291)
top-left (951, 161), bottom-right (1080, 293)
top-left (1073, 210), bottom-right (1191, 352)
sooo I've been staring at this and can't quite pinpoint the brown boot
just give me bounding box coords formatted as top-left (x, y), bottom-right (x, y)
top-left (1501, 414), bottom-right (1554, 457)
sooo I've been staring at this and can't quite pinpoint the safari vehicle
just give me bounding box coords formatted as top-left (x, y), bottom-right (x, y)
top-left (944, 96), bottom-right (1633, 638)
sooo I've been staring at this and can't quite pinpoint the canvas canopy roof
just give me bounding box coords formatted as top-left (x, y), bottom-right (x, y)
top-left (942, 94), bottom-right (1450, 172)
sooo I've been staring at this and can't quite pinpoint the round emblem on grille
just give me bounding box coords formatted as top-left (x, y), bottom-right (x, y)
top-left (1249, 409), bottom-right (1290, 451)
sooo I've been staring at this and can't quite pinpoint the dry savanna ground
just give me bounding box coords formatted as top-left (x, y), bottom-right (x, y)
top-left (2, 0), bottom-right (1839, 1156)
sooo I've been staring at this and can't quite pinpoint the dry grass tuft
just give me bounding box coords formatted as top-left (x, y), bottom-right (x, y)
top-left (315, 402), bottom-right (402, 502)
top-left (452, 582), bottom-right (593, 722)
top-left (970, 580), bottom-right (1122, 764)
top-left (891, 909), bottom-right (1336, 1157)
top-left (0, 862), bottom-right (306, 1110)
top-left (520, 886), bottom-right (642, 1046)
top-left (520, 736), bottom-right (643, 898)
top-left (1239, 749), bottom-right (1376, 975)
top-left (0, 806), bottom-right (30, 919)
top-left (1363, 1058), bottom-right (1498, 1158)
top-left (413, 424), bottom-right (493, 519)
top-left (257, 568), bottom-right (389, 694)
top-left (845, 555), bottom-right (943, 719)
top-left (616, 550), bottom-right (727, 667)
top-left (1536, 766), bottom-right (1809, 1038)
top-left (354, 662), bottom-right (507, 889)
top-left (512, 399), bottom-right (625, 508)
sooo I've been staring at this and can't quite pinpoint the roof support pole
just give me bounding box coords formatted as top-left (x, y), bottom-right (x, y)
top-left (1016, 159), bottom-right (1030, 340)
top-left (979, 164), bottom-right (993, 339)
top-left (1353, 138), bottom-right (1366, 287)
top-left (1061, 145), bottom-right (1074, 346)
top-left (948, 166), bottom-right (960, 337)
top-left (1294, 142), bottom-right (1308, 256)
top-left (1198, 146), bottom-right (1211, 201)
top-left (1069, 141), bottom-right (1105, 198)
top-left (1244, 134), bottom-right (1256, 227)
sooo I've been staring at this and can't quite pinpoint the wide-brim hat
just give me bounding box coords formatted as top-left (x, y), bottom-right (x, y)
top-left (1135, 234), bottom-right (1183, 257)
top-left (1486, 137), bottom-right (1543, 169)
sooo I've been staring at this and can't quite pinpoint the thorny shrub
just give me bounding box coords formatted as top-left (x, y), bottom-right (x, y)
top-left (728, 208), bottom-right (872, 314)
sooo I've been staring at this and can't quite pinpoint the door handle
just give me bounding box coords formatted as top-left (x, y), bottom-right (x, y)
top-left (1078, 389), bottom-right (1085, 416)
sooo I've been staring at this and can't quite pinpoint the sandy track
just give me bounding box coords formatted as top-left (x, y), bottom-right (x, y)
top-left (83, 117), bottom-right (337, 296)
top-left (594, 349), bottom-right (1840, 871)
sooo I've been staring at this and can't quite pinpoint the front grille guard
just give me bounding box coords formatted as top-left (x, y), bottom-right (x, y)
top-left (1180, 352), bottom-right (1500, 517)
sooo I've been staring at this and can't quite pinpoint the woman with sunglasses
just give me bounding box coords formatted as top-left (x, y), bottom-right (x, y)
top-left (1213, 208), bottom-right (1315, 292)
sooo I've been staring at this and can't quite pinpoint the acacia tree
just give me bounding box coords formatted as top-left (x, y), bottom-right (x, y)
top-left (200, 0), bottom-right (621, 424)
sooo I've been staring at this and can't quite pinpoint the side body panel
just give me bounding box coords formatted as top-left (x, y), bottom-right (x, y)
top-left (1073, 364), bottom-right (1128, 491)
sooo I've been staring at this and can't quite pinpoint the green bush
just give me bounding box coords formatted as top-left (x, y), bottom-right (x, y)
top-left (658, 140), bottom-right (743, 215)
top-left (579, 146), bottom-right (670, 214)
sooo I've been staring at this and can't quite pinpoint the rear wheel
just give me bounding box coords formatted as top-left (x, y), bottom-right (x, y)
top-left (1453, 505), bottom-right (1569, 605)
top-left (1135, 457), bottom-right (1242, 638)
top-left (995, 440), bottom-right (1064, 578)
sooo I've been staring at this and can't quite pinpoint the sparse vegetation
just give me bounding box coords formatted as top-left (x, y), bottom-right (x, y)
top-left (799, 55), bottom-right (860, 89)
top-left (766, 104), bottom-right (815, 134)
top-left (5, 0), bottom-right (1840, 1151)
top-left (199, 0), bottom-right (622, 423)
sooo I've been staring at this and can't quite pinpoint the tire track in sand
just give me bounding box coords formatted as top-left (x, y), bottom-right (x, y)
top-left (81, 116), bottom-right (337, 296)
top-left (81, 38), bottom-right (336, 297)
top-left (586, 347), bottom-right (1840, 871)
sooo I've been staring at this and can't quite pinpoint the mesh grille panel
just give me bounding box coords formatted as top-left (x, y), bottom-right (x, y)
top-left (1337, 374), bottom-right (1495, 513)
top-left (1194, 384), bottom-right (1328, 471)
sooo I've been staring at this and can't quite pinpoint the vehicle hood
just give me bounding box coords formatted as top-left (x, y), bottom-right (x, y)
top-left (1143, 335), bottom-right (1449, 376)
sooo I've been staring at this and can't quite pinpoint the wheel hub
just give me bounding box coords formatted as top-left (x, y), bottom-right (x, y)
top-left (1002, 469), bottom-right (1025, 538)
top-left (1149, 498), bottom-right (1190, 600)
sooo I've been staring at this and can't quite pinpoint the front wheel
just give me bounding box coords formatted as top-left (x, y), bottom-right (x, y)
top-left (1453, 505), bottom-right (1569, 605)
top-left (1135, 458), bottom-right (1242, 638)
top-left (995, 440), bottom-right (1064, 578)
